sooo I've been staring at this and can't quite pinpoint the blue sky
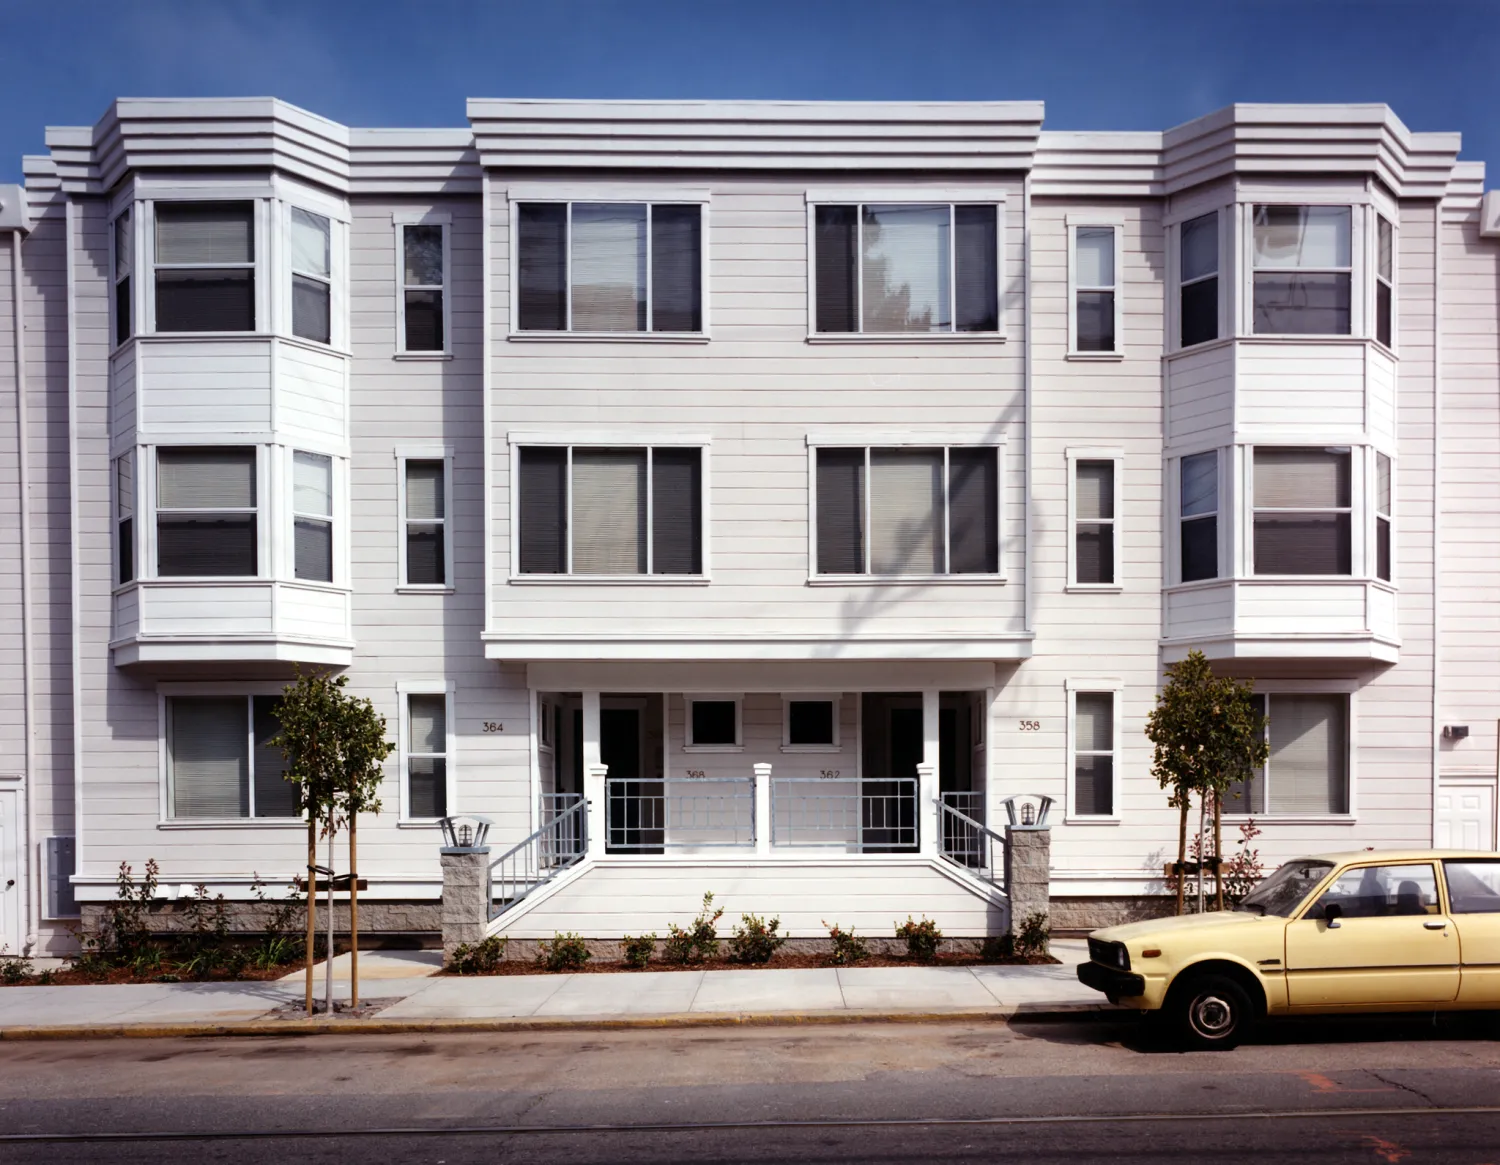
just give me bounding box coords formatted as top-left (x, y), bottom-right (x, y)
top-left (1, 0), bottom-right (1495, 184)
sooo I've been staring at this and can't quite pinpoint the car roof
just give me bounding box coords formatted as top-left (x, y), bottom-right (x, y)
top-left (1297, 849), bottom-right (1500, 864)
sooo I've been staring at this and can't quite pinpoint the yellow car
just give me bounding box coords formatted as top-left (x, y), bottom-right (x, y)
top-left (1077, 850), bottom-right (1500, 1049)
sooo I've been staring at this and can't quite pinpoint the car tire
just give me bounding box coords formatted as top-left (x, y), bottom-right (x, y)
top-left (1169, 973), bottom-right (1253, 1051)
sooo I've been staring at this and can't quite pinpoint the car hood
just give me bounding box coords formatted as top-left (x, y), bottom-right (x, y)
top-left (1092, 910), bottom-right (1275, 944)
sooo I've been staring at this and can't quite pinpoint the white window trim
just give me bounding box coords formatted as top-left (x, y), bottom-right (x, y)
top-left (506, 436), bottom-right (712, 583)
top-left (1066, 215), bottom-right (1125, 359)
top-left (1241, 200), bottom-right (1363, 339)
top-left (507, 191), bottom-right (712, 341)
top-left (396, 446), bottom-right (455, 592)
top-left (113, 448), bottom-right (136, 591)
top-left (290, 448), bottom-right (337, 587)
top-left (148, 443), bottom-right (267, 582)
top-left (1168, 447), bottom-right (1225, 587)
top-left (1372, 211), bottom-right (1398, 353)
top-left (806, 439), bottom-right (1006, 583)
top-left (1222, 685), bottom-right (1357, 823)
top-left (285, 203), bottom-right (340, 350)
top-left (804, 190), bottom-right (1007, 342)
top-left (1065, 447), bottom-right (1123, 592)
top-left (1372, 447), bottom-right (1395, 587)
top-left (144, 196), bottom-right (267, 337)
top-left (393, 212), bottom-right (453, 358)
top-left (781, 693), bottom-right (842, 753)
top-left (1170, 209), bottom-right (1225, 353)
top-left (157, 686), bottom-right (308, 827)
top-left (396, 680), bottom-right (458, 824)
top-left (108, 205), bottom-right (135, 352)
top-left (1247, 444), bottom-right (1360, 580)
top-left (1064, 678), bottom-right (1123, 825)
top-left (684, 694), bottom-right (744, 753)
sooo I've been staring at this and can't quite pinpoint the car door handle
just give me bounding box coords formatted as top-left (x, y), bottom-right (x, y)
top-left (1423, 920), bottom-right (1448, 930)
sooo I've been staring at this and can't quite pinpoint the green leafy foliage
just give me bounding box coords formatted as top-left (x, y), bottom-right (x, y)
top-left (621, 933), bottom-right (657, 968)
top-left (538, 932), bottom-right (592, 972)
top-left (979, 932), bottom-right (1016, 961)
top-left (663, 893), bottom-right (724, 964)
top-left (270, 670), bottom-right (395, 833)
top-left (895, 915), bottom-right (943, 961)
top-left (823, 921), bottom-right (869, 966)
top-left (727, 913), bottom-right (786, 965)
top-left (448, 935), bottom-right (507, 974)
top-left (1016, 911), bottom-right (1050, 957)
top-left (1221, 819), bottom-right (1267, 907)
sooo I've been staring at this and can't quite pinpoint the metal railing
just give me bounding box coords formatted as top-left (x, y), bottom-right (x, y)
top-left (936, 797), bottom-right (1007, 890)
top-left (489, 795), bottom-right (588, 918)
top-left (605, 776), bottom-right (756, 851)
top-left (770, 777), bottom-right (918, 850)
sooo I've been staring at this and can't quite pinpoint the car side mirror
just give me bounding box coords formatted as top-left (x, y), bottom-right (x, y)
top-left (1323, 903), bottom-right (1342, 929)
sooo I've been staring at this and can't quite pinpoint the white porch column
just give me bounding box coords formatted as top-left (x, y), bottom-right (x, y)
top-left (581, 691), bottom-right (607, 857)
top-left (753, 762), bottom-right (772, 856)
top-left (918, 689), bottom-right (940, 856)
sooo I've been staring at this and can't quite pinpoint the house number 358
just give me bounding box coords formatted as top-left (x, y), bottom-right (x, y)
top-left (482, 721), bottom-right (504, 732)
top-left (1018, 720), bottom-right (1041, 732)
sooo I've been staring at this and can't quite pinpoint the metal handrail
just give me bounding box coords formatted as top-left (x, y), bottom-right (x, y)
top-left (489, 795), bottom-right (588, 918)
top-left (605, 776), bottom-right (755, 851)
top-left (936, 798), bottom-right (1008, 892)
top-left (770, 776), bottom-right (918, 850)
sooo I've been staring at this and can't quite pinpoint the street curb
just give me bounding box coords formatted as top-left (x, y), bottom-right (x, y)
top-left (0, 1003), bottom-right (1115, 1042)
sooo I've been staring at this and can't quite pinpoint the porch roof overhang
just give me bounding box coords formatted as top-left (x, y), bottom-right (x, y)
top-left (483, 633), bottom-right (1033, 666)
top-left (523, 658), bottom-right (1007, 694)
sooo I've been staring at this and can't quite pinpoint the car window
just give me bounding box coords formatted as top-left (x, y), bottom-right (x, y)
top-left (1238, 860), bottom-right (1334, 916)
top-left (1306, 864), bottom-right (1440, 920)
top-left (1443, 861), bottom-right (1500, 915)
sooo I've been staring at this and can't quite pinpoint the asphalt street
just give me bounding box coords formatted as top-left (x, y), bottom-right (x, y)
top-left (0, 1013), bottom-right (1497, 1163)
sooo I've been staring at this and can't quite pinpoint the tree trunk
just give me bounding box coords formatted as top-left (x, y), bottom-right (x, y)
top-left (304, 819), bottom-right (316, 1016)
top-left (1196, 795), bottom-right (1206, 914)
top-left (1214, 790), bottom-right (1225, 912)
top-left (1175, 794), bottom-right (1188, 916)
top-left (349, 815), bottom-right (359, 1009)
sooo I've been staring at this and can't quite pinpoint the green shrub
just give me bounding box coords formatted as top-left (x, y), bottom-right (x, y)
top-left (1016, 911), bottom-right (1050, 957)
top-left (727, 913), bottom-right (786, 965)
top-left (621, 933), bottom-right (656, 968)
top-left (980, 932), bottom-right (1016, 961)
top-left (36, 968), bottom-right (54, 986)
top-left (448, 934), bottom-right (507, 974)
top-left (823, 921), bottom-right (868, 966)
top-left (663, 893), bottom-right (723, 964)
top-left (0, 956), bottom-right (27, 986)
top-left (895, 915), bottom-right (943, 961)
top-left (538, 932), bottom-right (591, 972)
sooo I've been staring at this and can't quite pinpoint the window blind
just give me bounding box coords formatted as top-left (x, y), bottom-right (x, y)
top-left (518, 447), bottom-right (567, 573)
top-left (651, 448), bottom-right (702, 574)
top-left (571, 449), bottom-right (646, 574)
top-left (816, 449), bottom-right (864, 573)
top-left (156, 203), bottom-right (253, 265)
top-left (1075, 228), bottom-right (1115, 287)
top-left (1376, 452), bottom-right (1392, 582)
top-left (571, 204), bottom-right (647, 332)
top-left (170, 697), bottom-right (249, 818)
top-left (154, 203), bottom-right (255, 333)
top-left (861, 205), bottom-right (950, 333)
top-left (814, 206), bottom-right (858, 333)
top-left (409, 694), bottom-right (446, 753)
top-left (947, 448), bottom-right (998, 573)
top-left (1267, 694), bottom-right (1347, 814)
top-left (294, 519), bottom-right (332, 583)
top-left (404, 460), bottom-right (445, 585)
top-left (156, 448), bottom-right (257, 577)
top-left (158, 448), bottom-right (256, 509)
top-left (1075, 460), bottom-right (1115, 585)
top-left (1254, 448), bottom-right (1350, 508)
top-left (291, 208), bottom-right (332, 345)
top-left (252, 697), bottom-right (298, 818)
top-left (651, 205), bottom-right (702, 332)
top-left (1073, 692), bottom-right (1114, 816)
top-left (1253, 448), bottom-right (1351, 575)
top-left (870, 450), bottom-right (942, 574)
top-left (954, 206), bottom-right (998, 332)
top-left (407, 694), bottom-right (447, 819)
top-left (290, 209), bottom-right (330, 277)
top-left (517, 204), bottom-right (568, 331)
top-left (1180, 451), bottom-right (1217, 582)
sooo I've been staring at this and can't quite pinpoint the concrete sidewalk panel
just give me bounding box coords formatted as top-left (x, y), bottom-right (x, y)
top-left (380, 973), bottom-right (569, 1019)
top-left (535, 971), bottom-right (705, 1017)
top-left (689, 968), bottom-right (844, 1013)
top-left (970, 963), bottom-right (1099, 1007)
top-left (835, 966), bottom-right (997, 1010)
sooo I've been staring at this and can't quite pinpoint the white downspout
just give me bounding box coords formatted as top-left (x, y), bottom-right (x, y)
top-left (1430, 200), bottom-right (1442, 844)
top-left (12, 228), bottom-right (37, 953)
top-left (65, 197), bottom-right (84, 924)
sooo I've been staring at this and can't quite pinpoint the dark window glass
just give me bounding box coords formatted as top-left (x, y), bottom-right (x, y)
top-left (403, 289), bottom-right (444, 351)
top-left (1073, 755), bottom-right (1114, 816)
top-left (690, 701), bottom-right (738, 746)
top-left (405, 523), bottom-right (444, 585)
top-left (1376, 281), bottom-right (1392, 347)
top-left (115, 277), bottom-right (132, 346)
top-left (157, 515), bottom-right (257, 576)
top-left (1181, 517), bottom-right (1217, 583)
top-left (1376, 518), bottom-right (1391, 582)
top-left (788, 700), bottom-right (835, 746)
top-left (154, 202), bottom-right (254, 332)
top-left (252, 697), bottom-right (298, 818)
top-left (1180, 277), bottom-right (1218, 347)
top-left (948, 448), bottom-right (998, 573)
top-left (407, 757), bottom-right (447, 819)
top-left (651, 448), bottom-right (702, 574)
top-left (518, 447), bottom-right (567, 574)
top-left (1253, 273), bottom-right (1351, 335)
top-left (294, 518), bottom-right (332, 582)
top-left (651, 205), bottom-right (702, 332)
top-left (292, 274), bottom-right (330, 344)
top-left (1443, 861), bottom-right (1500, 915)
top-left (1075, 523), bottom-right (1114, 585)
top-left (1075, 290), bottom-right (1115, 351)
top-left (1074, 460), bottom-right (1115, 585)
top-left (118, 517), bottom-right (134, 584)
top-left (954, 206), bottom-right (998, 332)
top-left (1253, 514), bottom-right (1352, 575)
top-left (815, 448), bottom-right (864, 573)
top-left (814, 206), bottom-right (858, 333)
top-left (517, 203), bottom-right (568, 331)
top-left (155, 268), bottom-right (255, 332)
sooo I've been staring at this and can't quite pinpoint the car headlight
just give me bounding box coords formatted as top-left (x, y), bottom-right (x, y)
top-left (1088, 938), bottom-right (1131, 970)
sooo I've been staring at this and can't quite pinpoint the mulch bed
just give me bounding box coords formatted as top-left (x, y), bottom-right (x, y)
top-left (449, 951), bottom-right (1061, 976)
top-left (2, 963), bottom-right (299, 987)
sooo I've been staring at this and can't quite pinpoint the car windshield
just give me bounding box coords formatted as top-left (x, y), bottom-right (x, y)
top-left (1236, 860), bottom-right (1335, 917)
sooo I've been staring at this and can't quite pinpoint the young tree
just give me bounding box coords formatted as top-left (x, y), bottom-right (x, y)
top-left (1144, 651), bottom-right (1268, 914)
top-left (272, 671), bottom-right (393, 1013)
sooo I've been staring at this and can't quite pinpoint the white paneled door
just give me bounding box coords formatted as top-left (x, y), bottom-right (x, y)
top-left (1435, 781), bottom-right (1497, 851)
top-left (0, 790), bottom-right (18, 955)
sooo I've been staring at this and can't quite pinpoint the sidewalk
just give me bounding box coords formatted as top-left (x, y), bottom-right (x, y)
top-left (0, 940), bottom-right (1107, 1039)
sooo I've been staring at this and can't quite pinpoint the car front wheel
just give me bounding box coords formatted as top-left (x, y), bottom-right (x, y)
top-left (1169, 973), bottom-right (1252, 1051)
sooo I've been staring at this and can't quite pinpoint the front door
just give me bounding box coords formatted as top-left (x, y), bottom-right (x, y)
top-left (0, 789), bottom-right (19, 957)
top-left (1285, 862), bottom-right (1460, 1007)
top-left (1435, 781), bottom-right (1497, 850)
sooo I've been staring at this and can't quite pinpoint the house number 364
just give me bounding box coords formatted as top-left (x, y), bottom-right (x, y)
top-left (482, 721), bottom-right (504, 732)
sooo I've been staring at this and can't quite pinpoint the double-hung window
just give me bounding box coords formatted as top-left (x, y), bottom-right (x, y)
top-left (165, 695), bottom-right (297, 820)
top-left (155, 447), bottom-right (258, 577)
top-left (1070, 457), bottom-right (1118, 586)
top-left (1179, 212), bottom-right (1218, 347)
top-left (1070, 225), bottom-right (1119, 353)
top-left (1179, 451), bottom-right (1218, 582)
top-left (293, 451), bottom-right (333, 583)
top-left (113, 209), bottom-right (132, 345)
top-left (1251, 206), bottom-right (1351, 335)
top-left (1252, 447), bottom-right (1351, 576)
top-left (398, 222), bottom-right (447, 352)
top-left (813, 445), bottom-right (999, 577)
top-left (811, 202), bottom-right (1000, 334)
top-left (154, 202), bottom-right (256, 333)
top-left (403, 691), bottom-right (451, 820)
top-left (1375, 215), bottom-right (1395, 348)
top-left (516, 444), bottom-right (704, 576)
top-left (1228, 693), bottom-right (1349, 816)
top-left (1070, 689), bottom-right (1117, 819)
top-left (1375, 452), bottom-right (1393, 583)
top-left (401, 458), bottom-right (449, 586)
top-left (290, 207), bottom-right (332, 344)
top-left (116, 451), bottom-right (135, 585)
top-left (516, 201), bottom-right (704, 334)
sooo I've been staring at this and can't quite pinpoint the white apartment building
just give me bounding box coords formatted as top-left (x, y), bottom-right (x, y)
top-left (1, 98), bottom-right (1498, 956)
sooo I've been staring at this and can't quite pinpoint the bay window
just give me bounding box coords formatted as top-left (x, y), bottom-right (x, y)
top-left (814, 445), bottom-right (999, 577)
top-left (166, 695), bottom-right (297, 820)
top-left (1179, 211), bottom-right (1218, 347)
top-left (290, 207), bottom-right (332, 345)
top-left (293, 451), bottom-right (333, 583)
top-left (517, 445), bottom-right (704, 576)
top-left (516, 201), bottom-right (703, 333)
top-left (1375, 215), bottom-right (1394, 347)
top-left (154, 202), bottom-right (256, 333)
top-left (1251, 205), bottom-right (1351, 335)
top-left (116, 451), bottom-right (135, 585)
top-left (1375, 452), bottom-right (1393, 583)
top-left (113, 209), bottom-right (132, 345)
top-left (1228, 693), bottom-right (1349, 816)
top-left (812, 202), bottom-right (999, 334)
top-left (1252, 447), bottom-right (1351, 576)
top-left (155, 447), bottom-right (258, 577)
top-left (1179, 451), bottom-right (1217, 582)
